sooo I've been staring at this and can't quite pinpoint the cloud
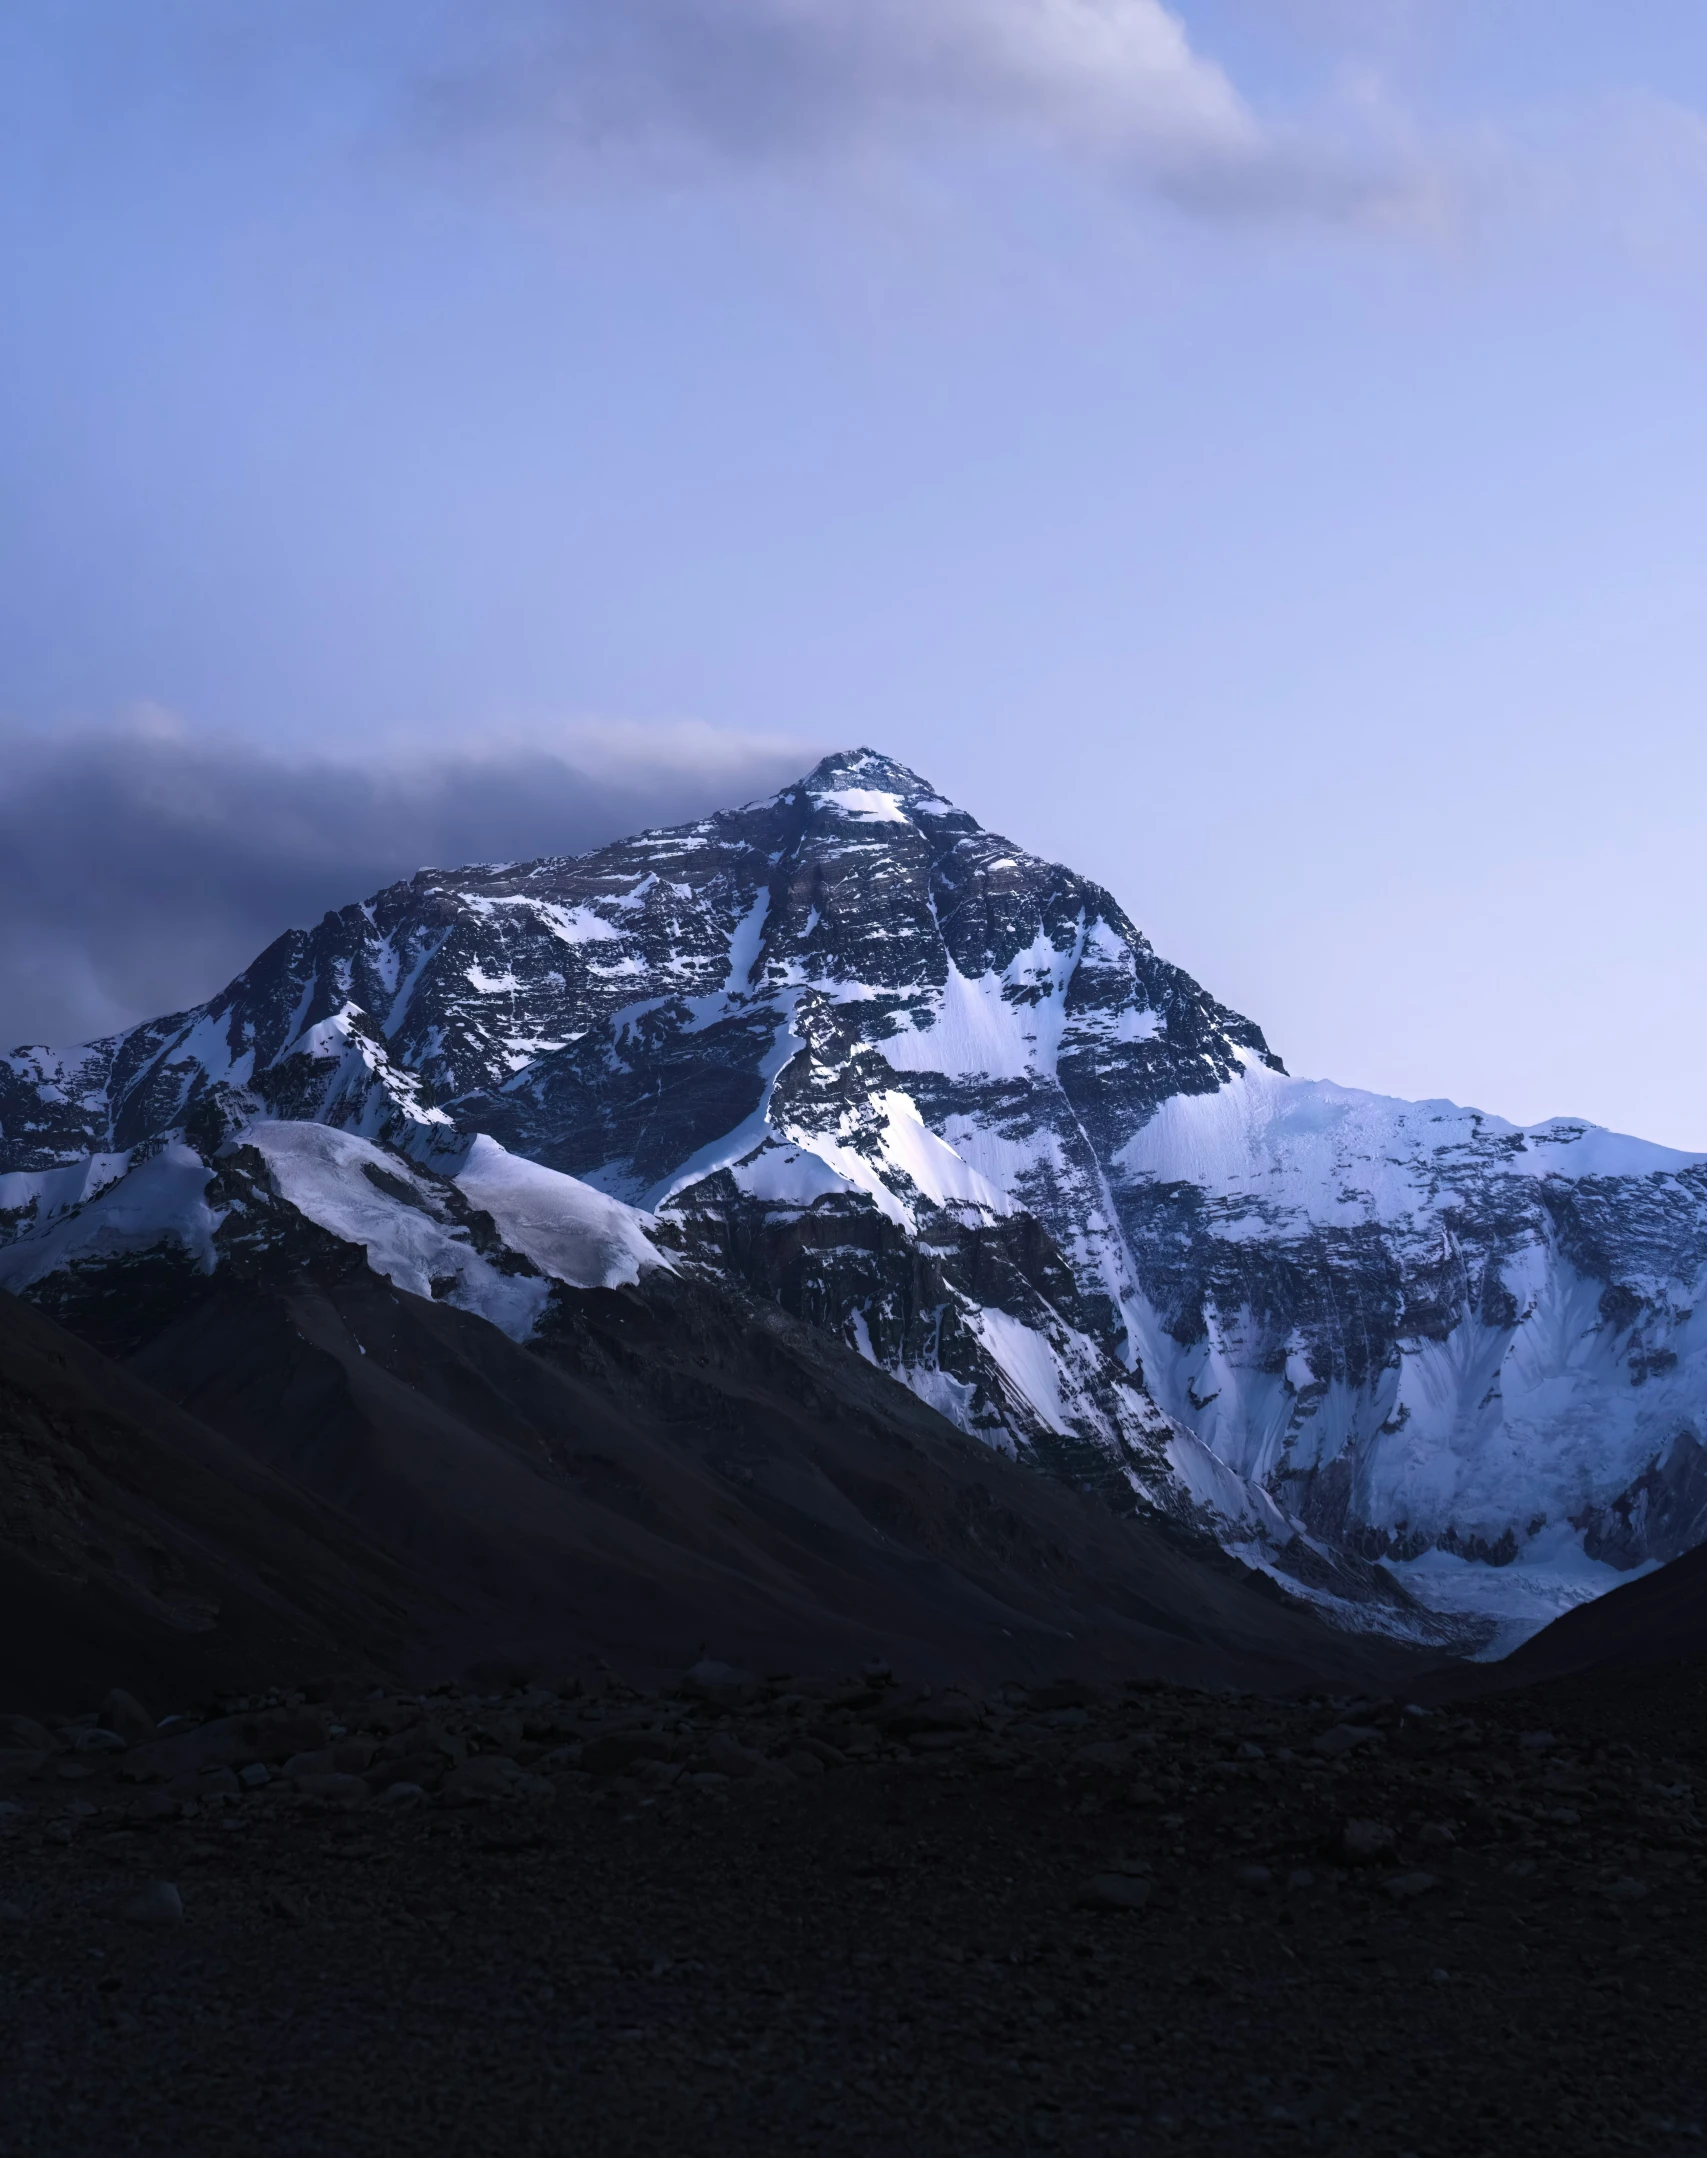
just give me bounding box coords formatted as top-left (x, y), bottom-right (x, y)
top-left (0, 723), bottom-right (813, 1050)
top-left (418, 0), bottom-right (1418, 220)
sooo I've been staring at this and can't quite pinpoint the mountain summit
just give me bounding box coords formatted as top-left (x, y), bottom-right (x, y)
top-left (5, 749), bottom-right (1706, 1653)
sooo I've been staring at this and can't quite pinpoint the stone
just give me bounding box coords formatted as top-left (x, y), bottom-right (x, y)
top-left (124, 1709), bottom-right (327, 1785)
top-left (1312, 1726), bottom-right (1382, 1759)
top-left (880, 1693), bottom-right (982, 1739)
top-left (0, 1900), bottom-right (24, 1922)
top-left (294, 1772), bottom-right (369, 1806)
top-left (1235, 1865), bottom-right (1273, 1889)
top-left (99, 1691), bottom-right (156, 1745)
top-left (783, 1751), bottom-right (826, 1777)
top-left (0, 1752), bottom-right (45, 1785)
top-left (364, 1753), bottom-right (445, 1794)
top-left (440, 1756), bottom-right (524, 1802)
top-left (1382, 1872), bottom-right (1439, 1902)
top-left (1420, 1822), bottom-right (1456, 1845)
top-left (173, 1767), bottom-right (239, 1800)
top-left (74, 1728), bottom-right (127, 1754)
top-left (282, 1749), bottom-right (336, 1780)
top-left (1073, 1743), bottom-right (1130, 1769)
top-left (703, 1733), bottom-right (770, 1780)
top-left (122, 1881), bottom-right (184, 1926)
top-left (238, 1763), bottom-right (270, 1788)
top-left (376, 1781), bottom-right (426, 1806)
top-left (1339, 1818), bottom-right (1397, 1865)
top-left (1519, 1731), bottom-right (1558, 1752)
top-left (125, 1790), bottom-right (180, 1824)
top-left (582, 1731), bottom-right (674, 1776)
top-left (1077, 1874), bottom-right (1152, 1913)
top-left (678, 1661), bottom-right (760, 1709)
top-left (0, 1716), bottom-right (56, 1753)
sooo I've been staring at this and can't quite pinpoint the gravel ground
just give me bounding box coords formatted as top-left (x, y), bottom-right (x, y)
top-left (3, 1663), bottom-right (1704, 2156)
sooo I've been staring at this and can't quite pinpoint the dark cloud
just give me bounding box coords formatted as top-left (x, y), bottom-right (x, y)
top-left (0, 729), bottom-right (812, 1049)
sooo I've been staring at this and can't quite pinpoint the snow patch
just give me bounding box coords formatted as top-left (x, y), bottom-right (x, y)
top-left (0, 1144), bottom-right (220, 1291)
top-left (245, 1123), bottom-right (549, 1341)
top-left (454, 1134), bottom-right (668, 1291)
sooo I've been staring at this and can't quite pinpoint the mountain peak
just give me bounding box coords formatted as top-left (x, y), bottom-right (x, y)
top-left (794, 748), bottom-right (964, 825)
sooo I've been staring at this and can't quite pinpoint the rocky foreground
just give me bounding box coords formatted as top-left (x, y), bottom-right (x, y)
top-left (2, 1659), bottom-right (1705, 2155)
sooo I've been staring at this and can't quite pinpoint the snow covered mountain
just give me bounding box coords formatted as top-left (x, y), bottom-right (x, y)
top-left (5, 748), bottom-right (1705, 1652)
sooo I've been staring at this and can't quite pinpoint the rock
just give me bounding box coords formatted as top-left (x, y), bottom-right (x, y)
top-left (332, 1738), bottom-right (377, 1773)
top-left (1077, 1874), bottom-right (1152, 1913)
top-left (783, 1751), bottom-right (826, 1777)
top-left (678, 1661), bottom-right (760, 1709)
top-left (124, 1709), bottom-right (326, 1785)
top-left (0, 1800), bottom-right (24, 1821)
top-left (122, 1882), bottom-right (183, 1926)
top-left (703, 1733), bottom-right (771, 1780)
top-left (266, 1889), bottom-right (305, 1923)
top-left (1312, 1726), bottom-right (1382, 1758)
top-left (879, 1693), bottom-right (982, 1739)
top-left (1073, 1743), bottom-right (1130, 1769)
top-left (99, 1690), bottom-right (156, 1745)
top-left (1235, 1865), bottom-right (1273, 1890)
top-left (364, 1753), bottom-right (445, 1794)
top-left (1420, 1822), bottom-right (1457, 1845)
top-left (0, 1716), bottom-right (57, 1752)
top-left (440, 1757), bottom-right (525, 1802)
top-left (1382, 1872), bottom-right (1439, 1902)
top-left (294, 1773), bottom-right (369, 1806)
top-left (124, 1790), bottom-right (180, 1824)
top-left (0, 1900), bottom-right (23, 1922)
top-left (1286, 1868), bottom-right (1316, 1890)
top-left (582, 1731), bottom-right (674, 1776)
top-left (1602, 1876), bottom-right (1651, 1903)
top-left (1519, 1731), bottom-right (1558, 1752)
top-left (1030, 1681), bottom-right (1102, 1712)
top-left (172, 1767), bottom-right (239, 1800)
top-left (74, 1728), bottom-right (126, 1754)
top-left (1339, 1818), bottom-right (1397, 1865)
top-left (376, 1781), bottom-right (426, 1806)
top-left (281, 1749), bottom-right (335, 1780)
top-left (0, 1751), bottom-right (46, 1784)
top-left (908, 1730), bottom-right (968, 1753)
top-left (238, 1763), bottom-right (270, 1789)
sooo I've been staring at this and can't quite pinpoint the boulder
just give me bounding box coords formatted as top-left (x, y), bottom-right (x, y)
top-left (99, 1690), bottom-right (156, 1745)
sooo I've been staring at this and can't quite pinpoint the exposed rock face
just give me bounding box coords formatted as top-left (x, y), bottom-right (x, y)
top-left (4, 748), bottom-right (1706, 1647)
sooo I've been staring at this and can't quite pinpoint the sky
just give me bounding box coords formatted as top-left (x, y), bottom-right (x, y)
top-left (3, 2), bottom-right (1707, 1148)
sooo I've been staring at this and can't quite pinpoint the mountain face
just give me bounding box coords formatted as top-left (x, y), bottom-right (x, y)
top-left (4, 747), bottom-right (1705, 1654)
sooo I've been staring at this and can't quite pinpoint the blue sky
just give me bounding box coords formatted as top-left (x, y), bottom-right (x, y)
top-left (3, 3), bottom-right (1706, 1147)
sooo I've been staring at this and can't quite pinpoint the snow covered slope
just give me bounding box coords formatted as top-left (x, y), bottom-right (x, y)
top-left (5, 748), bottom-right (1704, 1650)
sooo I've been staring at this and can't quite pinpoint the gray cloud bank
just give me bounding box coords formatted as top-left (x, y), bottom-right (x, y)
top-left (0, 730), bottom-right (809, 1050)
